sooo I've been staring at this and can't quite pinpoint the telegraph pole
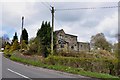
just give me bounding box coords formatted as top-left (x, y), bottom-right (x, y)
top-left (51, 7), bottom-right (54, 54)
top-left (21, 16), bottom-right (24, 49)
top-left (22, 16), bottom-right (24, 31)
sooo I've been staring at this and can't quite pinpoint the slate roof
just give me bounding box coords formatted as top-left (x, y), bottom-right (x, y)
top-left (55, 29), bottom-right (77, 37)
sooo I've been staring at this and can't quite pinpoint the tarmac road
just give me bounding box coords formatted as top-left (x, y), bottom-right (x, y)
top-left (1, 52), bottom-right (99, 80)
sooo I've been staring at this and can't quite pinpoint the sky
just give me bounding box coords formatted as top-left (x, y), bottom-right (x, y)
top-left (0, 0), bottom-right (119, 44)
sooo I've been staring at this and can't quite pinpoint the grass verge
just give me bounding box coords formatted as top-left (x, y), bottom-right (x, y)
top-left (10, 55), bottom-right (120, 79)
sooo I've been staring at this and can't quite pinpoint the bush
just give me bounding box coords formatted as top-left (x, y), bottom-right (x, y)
top-left (57, 51), bottom-right (87, 57)
top-left (10, 40), bottom-right (20, 52)
top-left (4, 43), bottom-right (12, 57)
top-left (56, 50), bottom-right (116, 60)
top-left (20, 40), bottom-right (28, 50)
top-left (4, 44), bottom-right (10, 53)
top-left (10, 54), bottom-right (119, 79)
top-left (29, 43), bottom-right (37, 52)
top-left (44, 56), bottom-right (118, 76)
top-left (22, 50), bottom-right (31, 55)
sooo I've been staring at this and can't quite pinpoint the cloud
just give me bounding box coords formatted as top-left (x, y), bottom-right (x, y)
top-left (2, 2), bottom-right (50, 39)
top-left (1, 2), bottom-right (118, 44)
top-left (25, 22), bottom-right (42, 38)
top-left (0, 30), bottom-right (6, 37)
top-left (1, 0), bottom-right (120, 2)
top-left (2, 2), bottom-right (37, 28)
top-left (95, 12), bottom-right (118, 38)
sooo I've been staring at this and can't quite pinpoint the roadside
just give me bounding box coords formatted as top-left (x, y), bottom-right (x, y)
top-left (8, 52), bottom-right (119, 80)
top-left (0, 52), bottom-right (2, 80)
top-left (2, 52), bottom-right (99, 80)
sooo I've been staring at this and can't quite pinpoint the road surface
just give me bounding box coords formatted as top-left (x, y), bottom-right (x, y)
top-left (0, 52), bottom-right (2, 80)
top-left (0, 52), bottom-right (99, 80)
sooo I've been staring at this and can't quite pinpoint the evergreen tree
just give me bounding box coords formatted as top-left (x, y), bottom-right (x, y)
top-left (12, 32), bottom-right (18, 44)
top-left (36, 21), bottom-right (51, 57)
top-left (36, 21), bottom-right (56, 57)
top-left (21, 28), bottom-right (28, 44)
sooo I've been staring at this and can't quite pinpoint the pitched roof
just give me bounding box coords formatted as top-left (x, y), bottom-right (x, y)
top-left (77, 42), bottom-right (90, 45)
top-left (55, 29), bottom-right (77, 37)
top-left (65, 33), bottom-right (77, 37)
top-left (55, 29), bottom-right (65, 35)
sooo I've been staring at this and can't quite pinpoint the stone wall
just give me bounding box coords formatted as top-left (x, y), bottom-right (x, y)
top-left (77, 42), bottom-right (90, 52)
top-left (55, 29), bottom-right (90, 53)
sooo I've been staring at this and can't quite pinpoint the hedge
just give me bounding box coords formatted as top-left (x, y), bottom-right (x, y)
top-left (44, 56), bottom-right (118, 76)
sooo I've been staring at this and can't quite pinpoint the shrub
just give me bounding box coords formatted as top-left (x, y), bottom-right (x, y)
top-left (57, 50), bottom-right (116, 60)
top-left (20, 40), bottom-right (28, 50)
top-left (4, 43), bottom-right (12, 57)
top-left (10, 40), bottom-right (20, 52)
top-left (26, 42), bottom-right (38, 55)
top-left (4, 44), bottom-right (10, 53)
top-left (22, 50), bottom-right (31, 55)
top-left (57, 51), bottom-right (86, 57)
top-left (44, 56), bottom-right (118, 76)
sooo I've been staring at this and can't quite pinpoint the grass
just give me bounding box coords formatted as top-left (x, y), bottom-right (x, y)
top-left (10, 55), bottom-right (120, 79)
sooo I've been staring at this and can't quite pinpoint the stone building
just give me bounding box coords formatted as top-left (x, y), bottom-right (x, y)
top-left (55, 29), bottom-right (90, 53)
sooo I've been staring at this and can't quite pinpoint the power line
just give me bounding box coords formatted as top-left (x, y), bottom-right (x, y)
top-left (54, 17), bottom-right (64, 28)
top-left (41, 2), bottom-right (51, 10)
top-left (46, 2), bottom-right (52, 7)
top-left (56, 5), bottom-right (119, 11)
top-left (40, 4), bottom-right (119, 54)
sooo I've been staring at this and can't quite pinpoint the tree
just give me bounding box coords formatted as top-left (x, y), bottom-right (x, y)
top-left (113, 42), bottom-right (120, 58)
top-left (21, 28), bottom-right (28, 44)
top-left (29, 37), bottom-right (35, 44)
top-left (12, 32), bottom-right (18, 42)
top-left (12, 32), bottom-right (18, 45)
top-left (28, 41), bottom-right (38, 54)
top-left (20, 40), bottom-right (27, 50)
top-left (4, 42), bottom-right (11, 56)
top-left (36, 21), bottom-right (52, 57)
top-left (4, 42), bottom-right (11, 53)
top-left (10, 40), bottom-right (20, 52)
top-left (90, 33), bottom-right (112, 51)
top-left (95, 38), bottom-right (112, 51)
top-left (113, 42), bottom-right (120, 76)
top-left (1, 34), bottom-right (10, 48)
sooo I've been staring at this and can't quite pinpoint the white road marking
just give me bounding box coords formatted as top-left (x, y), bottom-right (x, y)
top-left (7, 68), bottom-right (32, 80)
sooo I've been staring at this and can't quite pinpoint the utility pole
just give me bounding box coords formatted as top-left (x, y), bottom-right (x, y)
top-left (51, 7), bottom-right (54, 55)
top-left (21, 16), bottom-right (24, 49)
top-left (22, 16), bottom-right (24, 31)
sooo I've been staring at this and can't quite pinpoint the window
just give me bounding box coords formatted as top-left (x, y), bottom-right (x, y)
top-left (58, 40), bottom-right (61, 44)
top-left (81, 45), bottom-right (82, 47)
top-left (60, 44), bottom-right (64, 48)
top-left (58, 34), bottom-right (63, 39)
top-left (60, 34), bottom-right (63, 39)
top-left (65, 35), bottom-right (67, 38)
top-left (58, 36), bottom-right (60, 39)
top-left (71, 46), bottom-right (74, 49)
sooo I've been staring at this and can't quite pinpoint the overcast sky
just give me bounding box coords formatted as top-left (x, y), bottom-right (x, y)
top-left (0, 0), bottom-right (119, 44)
